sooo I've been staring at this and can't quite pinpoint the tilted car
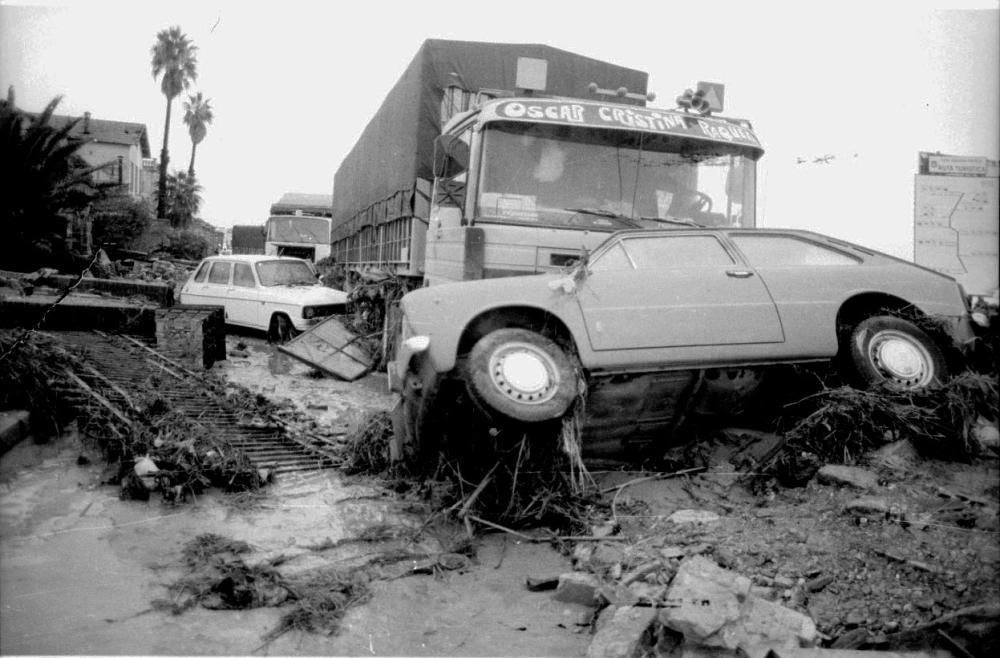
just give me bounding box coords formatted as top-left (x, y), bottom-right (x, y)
top-left (389, 228), bottom-right (977, 458)
top-left (179, 255), bottom-right (348, 342)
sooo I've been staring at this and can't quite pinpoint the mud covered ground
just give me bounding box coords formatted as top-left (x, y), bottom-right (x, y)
top-left (2, 333), bottom-right (998, 655)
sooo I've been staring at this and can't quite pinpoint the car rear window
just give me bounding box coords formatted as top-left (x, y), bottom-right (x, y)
top-left (233, 263), bottom-right (255, 288)
top-left (208, 262), bottom-right (232, 284)
top-left (732, 235), bottom-right (861, 266)
top-left (621, 235), bottom-right (734, 269)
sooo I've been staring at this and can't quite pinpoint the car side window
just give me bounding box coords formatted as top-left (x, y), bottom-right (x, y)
top-left (590, 243), bottom-right (634, 271)
top-left (207, 262), bottom-right (232, 284)
top-left (193, 262), bottom-right (211, 282)
top-left (233, 263), bottom-right (256, 288)
top-left (620, 235), bottom-right (734, 269)
top-left (731, 235), bottom-right (860, 266)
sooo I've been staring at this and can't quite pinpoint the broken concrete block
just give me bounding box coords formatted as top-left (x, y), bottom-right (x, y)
top-left (586, 606), bottom-right (658, 658)
top-left (554, 572), bottom-right (602, 606)
top-left (816, 465), bottom-right (879, 491)
top-left (660, 555), bottom-right (749, 639)
top-left (667, 509), bottom-right (721, 524)
top-left (659, 555), bottom-right (817, 657)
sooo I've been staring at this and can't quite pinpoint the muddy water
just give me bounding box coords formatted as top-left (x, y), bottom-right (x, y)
top-left (1, 339), bottom-right (591, 656)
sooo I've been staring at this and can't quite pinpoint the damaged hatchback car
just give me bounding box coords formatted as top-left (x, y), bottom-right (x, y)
top-left (389, 228), bottom-right (977, 458)
top-left (179, 255), bottom-right (348, 342)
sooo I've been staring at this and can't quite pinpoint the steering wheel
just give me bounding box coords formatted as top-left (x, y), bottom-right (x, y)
top-left (685, 191), bottom-right (713, 214)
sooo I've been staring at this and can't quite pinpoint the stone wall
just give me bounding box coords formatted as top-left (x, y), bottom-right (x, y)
top-left (154, 305), bottom-right (226, 370)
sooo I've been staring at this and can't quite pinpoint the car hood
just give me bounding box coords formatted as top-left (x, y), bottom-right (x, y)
top-left (260, 285), bottom-right (348, 305)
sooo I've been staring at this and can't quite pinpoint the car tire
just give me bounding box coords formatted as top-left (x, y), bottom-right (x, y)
top-left (845, 315), bottom-right (947, 389)
top-left (463, 328), bottom-right (578, 423)
top-left (267, 314), bottom-right (298, 344)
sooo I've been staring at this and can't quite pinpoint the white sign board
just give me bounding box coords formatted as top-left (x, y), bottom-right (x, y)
top-left (914, 174), bottom-right (999, 296)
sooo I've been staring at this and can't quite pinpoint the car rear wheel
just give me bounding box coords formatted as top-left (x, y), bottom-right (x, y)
top-left (463, 328), bottom-right (578, 423)
top-left (845, 315), bottom-right (947, 389)
top-left (267, 313), bottom-right (298, 344)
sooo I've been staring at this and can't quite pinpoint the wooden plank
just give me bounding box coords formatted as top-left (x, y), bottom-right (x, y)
top-left (278, 317), bottom-right (372, 381)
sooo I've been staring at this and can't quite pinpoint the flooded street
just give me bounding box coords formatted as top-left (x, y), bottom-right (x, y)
top-left (0, 336), bottom-right (591, 656)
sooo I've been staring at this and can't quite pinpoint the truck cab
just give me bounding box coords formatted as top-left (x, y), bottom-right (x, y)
top-left (423, 96), bottom-right (763, 285)
top-left (264, 212), bottom-right (332, 262)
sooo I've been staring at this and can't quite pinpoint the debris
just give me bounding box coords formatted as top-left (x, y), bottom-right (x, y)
top-left (586, 606), bottom-right (658, 658)
top-left (875, 549), bottom-right (947, 575)
top-left (842, 496), bottom-right (891, 516)
top-left (867, 438), bottom-right (920, 476)
top-left (815, 465), bottom-right (880, 491)
top-left (278, 317), bottom-right (372, 381)
top-left (804, 574), bottom-right (834, 593)
top-left (525, 575), bottom-right (560, 592)
top-left (554, 572), bottom-right (602, 606)
top-left (621, 561), bottom-right (663, 587)
top-left (667, 509), bottom-right (721, 524)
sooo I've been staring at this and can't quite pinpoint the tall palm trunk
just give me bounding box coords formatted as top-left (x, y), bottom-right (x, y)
top-left (188, 141), bottom-right (197, 178)
top-left (157, 97), bottom-right (173, 218)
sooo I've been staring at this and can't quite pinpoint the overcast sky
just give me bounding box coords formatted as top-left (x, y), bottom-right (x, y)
top-left (1, 0), bottom-right (997, 259)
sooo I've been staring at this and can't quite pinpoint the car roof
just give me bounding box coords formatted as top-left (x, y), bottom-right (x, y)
top-left (198, 255), bottom-right (309, 264)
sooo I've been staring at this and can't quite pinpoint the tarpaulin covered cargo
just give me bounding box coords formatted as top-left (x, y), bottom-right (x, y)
top-left (331, 39), bottom-right (648, 236)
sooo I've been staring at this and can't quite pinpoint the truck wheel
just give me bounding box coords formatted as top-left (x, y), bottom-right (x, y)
top-left (267, 314), bottom-right (298, 344)
top-left (463, 328), bottom-right (577, 423)
top-left (845, 315), bottom-right (947, 389)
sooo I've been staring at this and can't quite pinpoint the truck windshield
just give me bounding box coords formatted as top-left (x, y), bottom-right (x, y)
top-left (477, 122), bottom-right (758, 230)
top-left (256, 260), bottom-right (317, 286)
top-left (266, 216), bottom-right (331, 243)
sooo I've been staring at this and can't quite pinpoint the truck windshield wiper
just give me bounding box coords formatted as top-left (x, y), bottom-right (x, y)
top-left (564, 207), bottom-right (642, 229)
top-left (639, 216), bottom-right (704, 228)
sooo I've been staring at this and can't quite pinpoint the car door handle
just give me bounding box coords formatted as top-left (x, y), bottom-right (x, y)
top-left (726, 270), bottom-right (754, 278)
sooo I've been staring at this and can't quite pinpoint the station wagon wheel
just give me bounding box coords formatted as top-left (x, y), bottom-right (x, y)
top-left (846, 315), bottom-right (947, 389)
top-left (463, 328), bottom-right (577, 423)
top-left (267, 313), bottom-right (298, 344)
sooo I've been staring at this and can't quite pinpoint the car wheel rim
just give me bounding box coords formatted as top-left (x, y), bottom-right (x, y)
top-left (488, 342), bottom-right (559, 405)
top-left (868, 330), bottom-right (934, 387)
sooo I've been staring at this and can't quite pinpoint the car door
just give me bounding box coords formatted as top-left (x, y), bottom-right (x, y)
top-left (576, 233), bottom-right (784, 351)
top-left (726, 232), bottom-right (865, 356)
top-left (226, 261), bottom-right (261, 328)
top-left (199, 260), bottom-right (233, 321)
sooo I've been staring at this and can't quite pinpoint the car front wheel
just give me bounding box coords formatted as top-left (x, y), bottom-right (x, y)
top-left (463, 328), bottom-right (578, 423)
top-left (845, 315), bottom-right (947, 389)
top-left (267, 313), bottom-right (299, 344)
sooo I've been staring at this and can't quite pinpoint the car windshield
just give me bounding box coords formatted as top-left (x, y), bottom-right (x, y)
top-left (255, 260), bottom-right (316, 286)
top-left (266, 216), bottom-right (330, 243)
top-left (477, 122), bottom-right (758, 230)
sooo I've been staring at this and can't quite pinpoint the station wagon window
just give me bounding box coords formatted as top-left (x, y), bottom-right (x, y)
top-left (731, 235), bottom-right (861, 266)
top-left (208, 261), bottom-right (231, 284)
top-left (620, 235), bottom-right (734, 269)
top-left (233, 263), bottom-right (256, 288)
top-left (193, 261), bottom-right (211, 282)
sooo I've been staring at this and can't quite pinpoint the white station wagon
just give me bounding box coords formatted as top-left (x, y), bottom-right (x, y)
top-left (179, 255), bottom-right (348, 342)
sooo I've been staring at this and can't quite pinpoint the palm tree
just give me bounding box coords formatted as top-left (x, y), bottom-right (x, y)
top-left (150, 26), bottom-right (198, 219)
top-left (163, 170), bottom-right (202, 229)
top-left (1, 90), bottom-right (100, 268)
top-left (182, 92), bottom-right (213, 177)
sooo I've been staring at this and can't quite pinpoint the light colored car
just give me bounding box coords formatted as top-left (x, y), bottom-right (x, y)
top-left (390, 228), bottom-right (978, 458)
top-left (179, 255), bottom-right (348, 342)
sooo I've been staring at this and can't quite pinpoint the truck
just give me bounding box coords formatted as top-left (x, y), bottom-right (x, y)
top-left (330, 39), bottom-right (761, 291)
top-left (231, 224), bottom-right (266, 255)
top-left (264, 193), bottom-right (334, 262)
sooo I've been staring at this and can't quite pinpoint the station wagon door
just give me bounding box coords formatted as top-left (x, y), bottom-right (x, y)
top-left (576, 233), bottom-right (784, 351)
top-left (227, 261), bottom-right (262, 328)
